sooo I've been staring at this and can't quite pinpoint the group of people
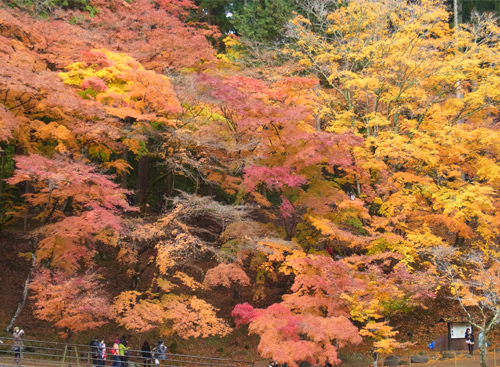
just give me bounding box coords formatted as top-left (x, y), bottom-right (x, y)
top-left (90, 336), bottom-right (110, 366)
top-left (90, 336), bottom-right (168, 367)
top-left (464, 328), bottom-right (490, 356)
top-left (140, 340), bottom-right (167, 367)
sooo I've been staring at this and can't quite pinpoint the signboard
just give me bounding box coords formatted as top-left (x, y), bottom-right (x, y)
top-left (450, 323), bottom-right (472, 339)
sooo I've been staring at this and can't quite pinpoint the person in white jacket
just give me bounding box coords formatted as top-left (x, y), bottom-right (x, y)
top-left (12, 327), bottom-right (25, 365)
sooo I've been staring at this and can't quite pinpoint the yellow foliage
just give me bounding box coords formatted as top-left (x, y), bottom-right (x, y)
top-left (173, 272), bottom-right (206, 290)
top-left (216, 36), bottom-right (245, 70)
top-left (60, 49), bottom-right (181, 122)
top-left (157, 277), bottom-right (177, 292)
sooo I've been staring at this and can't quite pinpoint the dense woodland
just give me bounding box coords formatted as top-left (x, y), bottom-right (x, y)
top-left (2, 0), bottom-right (500, 366)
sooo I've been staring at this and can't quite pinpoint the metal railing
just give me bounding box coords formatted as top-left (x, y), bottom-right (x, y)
top-left (0, 337), bottom-right (255, 367)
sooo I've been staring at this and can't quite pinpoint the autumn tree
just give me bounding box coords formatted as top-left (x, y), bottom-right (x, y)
top-left (232, 256), bottom-right (362, 367)
top-left (341, 255), bottom-right (435, 366)
top-left (276, 0), bottom-right (500, 265)
top-left (30, 270), bottom-right (110, 340)
top-left (7, 155), bottom-right (132, 271)
top-left (109, 193), bottom-right (250, 337)
top-left (196, 73), bottom-right (370, 247)
top-left (203, 263), bottom-right (251, 289)
top-left (83, 0), bottom-right (218, 72)
top-left (0, 7), bottom-right (139, 330)
top-left (233, 247), bottom-right (434, 367)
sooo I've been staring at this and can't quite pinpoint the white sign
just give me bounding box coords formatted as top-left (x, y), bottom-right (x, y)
top-left (450, 323), bottom-right (472, 339)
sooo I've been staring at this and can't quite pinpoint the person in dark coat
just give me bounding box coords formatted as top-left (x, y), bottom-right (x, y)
top-left (90, 336), bottom-right (102, 367)
top-left (141, 341), bottom-right (152, 367)
top-left (465, 328), bottom-right (475, 355)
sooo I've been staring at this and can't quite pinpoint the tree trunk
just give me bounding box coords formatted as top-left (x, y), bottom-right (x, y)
top-left (23, 182), bottom-right (34, 231)
top-left (136, 155), bottom-right (149, 211)
top-left (479, 333), bottom-right (487, 367)
top-left (479, 348), bottom-right (487, 367)
top-left (372, 351), bottom-right (378, 367)
top-left (7, 240), bottom-right (37, 332)
top-left (121, 147), bottom-right (129, 189)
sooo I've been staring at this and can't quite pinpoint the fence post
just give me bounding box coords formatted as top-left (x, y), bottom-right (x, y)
top-left (62, 344), bottom-right (68, 367)
top-left (74, 346), bottom-right (81, 367)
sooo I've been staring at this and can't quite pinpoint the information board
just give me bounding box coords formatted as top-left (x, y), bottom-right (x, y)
top-left (450, 323), bottom-right (472, 339)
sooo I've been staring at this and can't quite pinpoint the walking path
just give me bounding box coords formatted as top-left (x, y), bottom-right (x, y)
top-left (0, 353), bottom-right (497, 367)
top-left (425, 353), bottom-right (498, 367)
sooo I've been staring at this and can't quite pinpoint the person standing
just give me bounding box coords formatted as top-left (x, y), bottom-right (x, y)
top-left (118, 338), bottom-right (129, 367)
top-left (465, 328), bottom-right (475, 355)
top-left (111, 339), bottom-right (120, 367)
top-left (90, 336), bottom-right (103, 367)
top-left (101, 340), bottom-right (107, 366)
top-left (478, 332), bottom-right (487, 357)
top-left (12, 327), bottom-right (24, 365)
top-left (141, 341), bottom-right (152, 367)
top-left (154, 340), bottom-right (167, 366)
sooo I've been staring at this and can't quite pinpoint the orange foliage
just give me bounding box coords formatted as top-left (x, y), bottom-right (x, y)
top-left (203, 263), bottom-right (251, 288)
top-left (30, 270), bottom-right (110, 338)
top-left (111, 291), bottom-right (231, 338)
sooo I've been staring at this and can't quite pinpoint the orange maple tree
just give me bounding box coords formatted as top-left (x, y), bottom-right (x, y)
top-left (30, 270), bottom-right (110, 340)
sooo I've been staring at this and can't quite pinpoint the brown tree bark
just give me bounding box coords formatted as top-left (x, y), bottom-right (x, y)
top-left (7, 238), bottom-right (37, 332)
top-left (121, 147), bottom-right (128, 189)
top-left (136, 155), bottom-right (149, 211)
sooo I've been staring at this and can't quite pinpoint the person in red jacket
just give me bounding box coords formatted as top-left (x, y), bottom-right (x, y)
top-left (111, 339), bottom-right (120, 367)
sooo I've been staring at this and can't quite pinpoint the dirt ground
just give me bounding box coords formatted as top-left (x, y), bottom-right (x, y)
top-left (426, 353), bottom-right (499, 367)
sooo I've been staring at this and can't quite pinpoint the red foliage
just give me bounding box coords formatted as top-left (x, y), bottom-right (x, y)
top-left (244, 166), bottom-right (308, 191)
top-left (82, 77), bottom-right (108, 92)
top-left (197, 73), bottom-right (364, 218)
top-left (85, 0), bottom-right (217, 71)
top-left (0, 104), bottom-right (17, 142)
top-left (279, 195), bottom-right (294, 219)
top-left (232, 302), bottom-right (258, 327)
top-left (235, 300), bottom-right (360, 367)
top-left (7, 154), bottom-right (133, 272)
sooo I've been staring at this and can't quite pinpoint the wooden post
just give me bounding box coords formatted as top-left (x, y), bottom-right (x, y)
top-left (61, 345), bottom-right (68, 367)
top-left (448, 322), bottom-right (452, 351)
top-left (74, 346), bottom-right (80, 367)
top-left (454, 351), bottom-right (457, 367)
